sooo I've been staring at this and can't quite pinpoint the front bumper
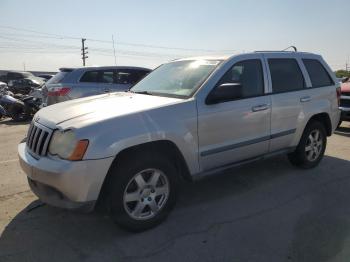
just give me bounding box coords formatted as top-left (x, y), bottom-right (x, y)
top-left (18, 142), bottom-right (114, 210)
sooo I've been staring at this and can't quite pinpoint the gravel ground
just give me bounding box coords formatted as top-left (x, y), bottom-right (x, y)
top-left (1, 118), bottom-right (350, 262)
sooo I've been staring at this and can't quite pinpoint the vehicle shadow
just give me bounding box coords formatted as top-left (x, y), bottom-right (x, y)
top-left (0, 118), bottom-right (31, 126)
top-left (335, 123), bottom-right (350, 138)
top-left (1, 155), bottom-right (350, 262)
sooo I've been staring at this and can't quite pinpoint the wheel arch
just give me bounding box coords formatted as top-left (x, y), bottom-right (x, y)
top-left (96, 140), bottom-right (192, 210)
top-left (307, 112), bottom-right (332, 136)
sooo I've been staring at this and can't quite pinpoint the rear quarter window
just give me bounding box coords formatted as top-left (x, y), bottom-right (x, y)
top-left (302, 59), bottom-right (334, 87)
top-left (47, 71), bottom-right (70, 84)
top-left (80, 71), bottom-right (99, 83)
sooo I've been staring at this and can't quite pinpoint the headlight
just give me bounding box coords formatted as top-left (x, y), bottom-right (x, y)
top-left (48, 130), bottom-right (89, 161)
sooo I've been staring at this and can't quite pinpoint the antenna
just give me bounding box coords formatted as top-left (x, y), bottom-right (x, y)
top-left (112, 35), bottom-right (117, 66)
top-left (282, 46), bottom-right (297, 52)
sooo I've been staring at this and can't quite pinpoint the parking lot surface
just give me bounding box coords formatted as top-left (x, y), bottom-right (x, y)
top-left (1, 119), bottom-right (350, 262)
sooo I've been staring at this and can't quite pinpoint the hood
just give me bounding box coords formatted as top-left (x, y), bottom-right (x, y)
top-left (36, 92), bottom-right (183, 129)
top-left (341, 82), bottom-right (350, 93)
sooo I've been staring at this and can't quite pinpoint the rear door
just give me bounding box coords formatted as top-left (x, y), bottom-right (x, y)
top-left (77, 69), bottom-right (115, 97)
top-left (97, 70), bottom-right (115, 93)
top-left (264, 54), bottom-right (309, 152)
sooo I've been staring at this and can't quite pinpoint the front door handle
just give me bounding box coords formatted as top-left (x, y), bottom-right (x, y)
top-left (300, 96), bottom-right (311, 102)
top-left (103, 89), bottom-right (110, 93)
top-left (252, 104), bottom-right (270, 112)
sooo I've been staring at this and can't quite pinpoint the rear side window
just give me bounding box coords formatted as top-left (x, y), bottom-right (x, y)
top-left (115, 69), bottom-right (148, 85)
top-left (80, 70), bottom-right (114, 83)
top-left (302, 59), bottom-right (334, 87)
top-left (8, 73), bottom-right (22, 79)
top-left (47, 71), bottom-right (70, 84)
top-left (100, 71), bottom-right (114, 83)
top-left (268, 59), bottom-right (305, 93)
top-left (80, 71), bottom-right (99, 83)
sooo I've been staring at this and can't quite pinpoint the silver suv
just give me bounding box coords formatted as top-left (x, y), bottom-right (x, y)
top-left (19, 51), bottom-right (340, 231)
top-left (43, 66), bottom-right (151, 105)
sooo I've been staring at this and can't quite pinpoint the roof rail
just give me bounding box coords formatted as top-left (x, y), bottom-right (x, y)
top-left (282, 46), bottom-right (297, 52)
top-left (255, 46), bottom-right (298, 53)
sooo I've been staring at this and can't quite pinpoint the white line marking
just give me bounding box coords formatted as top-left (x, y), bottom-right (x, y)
top-left (0, 159), bottom-right (18, 164)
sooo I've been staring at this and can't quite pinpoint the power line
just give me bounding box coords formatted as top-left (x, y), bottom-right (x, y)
top-left (0, 25), bottom-right (237, 53)
top-left (0, 25), bottom-right (81, 40)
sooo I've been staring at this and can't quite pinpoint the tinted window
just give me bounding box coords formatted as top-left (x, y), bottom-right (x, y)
top-left (268, 59), bottom-right (305, 93)
top-left (217, 59), bottom-right (264, 98)
top-left (115, 69), bottom-right (148, 85)
top-left (303, 59), bottom-right (334, 87)
top-left (80, 71), bottom-right (99, 83)
top-left (8, 73), bottom-right (22, 79)
top-left (100, 71), bottom-right (114, 83)
top-left (80, 70), bottom-right (114, 83)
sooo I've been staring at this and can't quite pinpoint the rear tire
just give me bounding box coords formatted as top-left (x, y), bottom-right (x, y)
top-left (108, 150), bottom-right (178, 232)
top-left (288, 121), bottom-right (327, 169)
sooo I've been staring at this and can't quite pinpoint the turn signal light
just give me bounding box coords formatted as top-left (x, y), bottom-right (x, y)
top-left (68, 140), bottom-right (89, 161)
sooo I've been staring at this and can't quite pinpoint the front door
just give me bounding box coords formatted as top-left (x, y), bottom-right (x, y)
top-left (197, 56), bottom-right (271, 171)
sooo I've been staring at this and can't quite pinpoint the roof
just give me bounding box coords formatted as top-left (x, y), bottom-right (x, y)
top-left (59, 66), bottom-right (152, 72)
top-left (172, 51), bottom-right (319, 63)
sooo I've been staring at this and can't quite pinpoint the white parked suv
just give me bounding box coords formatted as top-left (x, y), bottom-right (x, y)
top-left (18, 51), bottom-right (341, 231)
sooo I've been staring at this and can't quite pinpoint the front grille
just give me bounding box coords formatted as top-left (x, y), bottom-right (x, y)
top-left (26, 122), bottom-right (53, 157)
top-left (342, 92), bottom-right (350, 96)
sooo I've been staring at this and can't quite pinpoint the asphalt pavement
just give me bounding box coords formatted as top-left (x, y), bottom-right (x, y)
top-left (1, 119), bottom-right (350, 262)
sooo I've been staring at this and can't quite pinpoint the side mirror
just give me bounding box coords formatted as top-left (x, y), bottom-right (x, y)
top-left (206, 83), bottom-right (243, 104)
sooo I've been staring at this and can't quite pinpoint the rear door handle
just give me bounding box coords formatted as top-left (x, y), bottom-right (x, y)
top-left (103, 89), bottom-right (110, 93)
top-left (300, 96), bottom-right (311, 102)
top-left (252, 104), bottom-right (270, 112)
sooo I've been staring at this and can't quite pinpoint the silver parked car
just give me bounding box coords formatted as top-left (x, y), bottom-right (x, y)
top-left (19, 51), bottom-right (340, 232)
top-left (43, 66), bottom-right (151, 105)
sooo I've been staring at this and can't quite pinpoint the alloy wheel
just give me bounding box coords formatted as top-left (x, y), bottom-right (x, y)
top-left (123, 168), bottom-right (169, 220)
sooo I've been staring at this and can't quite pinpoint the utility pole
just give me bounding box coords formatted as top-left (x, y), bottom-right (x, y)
top-left (81, 38), bottom-right (88, 66)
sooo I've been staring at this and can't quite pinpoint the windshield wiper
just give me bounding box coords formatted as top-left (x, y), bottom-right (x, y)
top-left (128, 90), bottom-right (154, 95)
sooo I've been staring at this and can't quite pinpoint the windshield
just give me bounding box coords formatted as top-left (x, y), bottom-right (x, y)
top-left (131, 60), bottom-right (221, 98)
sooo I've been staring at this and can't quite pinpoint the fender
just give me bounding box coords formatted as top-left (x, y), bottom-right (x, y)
top-left (80, 100), bottom-right (200, 175)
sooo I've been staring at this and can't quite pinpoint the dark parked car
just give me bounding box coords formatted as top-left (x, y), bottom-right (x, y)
top-left (9, 78), bottom-right (44, 94)
top-left (0, 71), bottom-right (36, 84)
top-left (339, 79), bottom-right (350, 126)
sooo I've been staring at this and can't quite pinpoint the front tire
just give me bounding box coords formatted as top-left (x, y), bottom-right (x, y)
top-left (10, 106), bottom-right (29, 122)
top-left (337, 120), bottom-right (342, 128)
top-left (108, 151), bottom-right (178, 232)
top-left (288, 121), bottom-right (327, 169)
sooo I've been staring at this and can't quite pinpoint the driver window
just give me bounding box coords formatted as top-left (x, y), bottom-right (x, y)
top-left (218, 59), bottom-right (264, 98)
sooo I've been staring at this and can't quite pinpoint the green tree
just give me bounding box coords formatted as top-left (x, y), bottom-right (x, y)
top-left (335, 70), bottom-right (350, 78)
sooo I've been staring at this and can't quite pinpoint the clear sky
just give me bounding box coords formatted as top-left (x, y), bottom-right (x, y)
top-left (0, 0), bottom-right (349, 71)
